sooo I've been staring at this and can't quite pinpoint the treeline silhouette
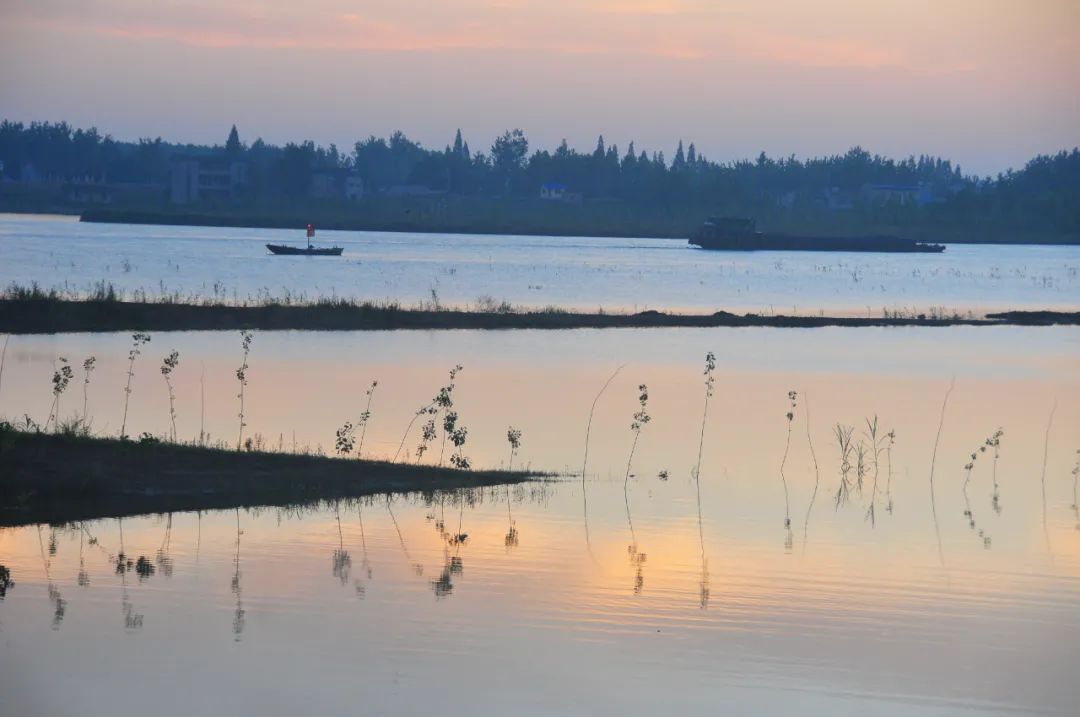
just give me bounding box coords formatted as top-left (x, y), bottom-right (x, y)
top-left (1, 120), bottom-right (1077, 242)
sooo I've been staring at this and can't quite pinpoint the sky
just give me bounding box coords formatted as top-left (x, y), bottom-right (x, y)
top-left (1, 0), bottom-right (1078, 175)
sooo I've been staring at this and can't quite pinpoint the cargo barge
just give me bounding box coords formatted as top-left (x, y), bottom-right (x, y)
top-left (690, 217), bottom-right (945, 253)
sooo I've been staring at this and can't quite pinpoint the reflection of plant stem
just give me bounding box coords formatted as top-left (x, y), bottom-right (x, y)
top-left (387, 496), bottom-right (422, 575)
top-left (991, 438), bottom-right (1002, 516)
top-left (505, 485), bottom-right (519, 549)
top-left (199, 362), bottom-right (205, 446)
top-left (780, 420), bottom-right (793, 529)
top-left (802, 392), bottom-right (820, 555)
top-left (928, 378), bottom-right (955, 568)
top-left (232, 508), bottom-right (244, 640)
top-left (332, 501), bottom-right (351, 585)
top-left (1041, 401), bottom-right (1057, 561)
top-left (580, 364), bottom-right (625, 551)
top-left (1069, 448), bottom-right (1079, 530)
top-left (358, 503), bottom-right (371, 578)
top-left (624, 474), bottom-right (637, 547)
top-left (694, 351), bottom-right (715, 600)
top-left (695, 461), bottom-right (709, 609)
top-left (0, 334), bottom-right (9, 412)
top-left (457, 488), bottom-right (465, 537)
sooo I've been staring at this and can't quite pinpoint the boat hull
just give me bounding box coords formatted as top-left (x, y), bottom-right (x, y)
top-left (266, 244), bottom-right (343, 256)
top-left (689, 235), bottom-right (945, 253)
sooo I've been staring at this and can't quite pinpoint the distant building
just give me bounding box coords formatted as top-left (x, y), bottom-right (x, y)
top-left (310, 169), bottom-right (365, 200)
top-left (170, 155), bottom-right (248, 204)
top-left (345, 175), bottom-right (364, 200)
top-left (540, 182), bottom-right (582, 205)
top-left (862, 182), bottom-right (952, 208)
top-left (821, 186), bottom-right (855, 211)
top-left (382, 184), bottom-right (444, 198)
top-left (64, 181), bottom-right (113, 205)
top-left (862, 183), bottom-right (920, 207)
top-left (19, 163), bottom-right (43, 184)
top-left (540, 182), bottom-right (567, 200)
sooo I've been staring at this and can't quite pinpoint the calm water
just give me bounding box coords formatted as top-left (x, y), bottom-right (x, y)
top-left (2, 327), bottom-right (1079, 715)
top-left (2, 213), bottom-right (1078, 314)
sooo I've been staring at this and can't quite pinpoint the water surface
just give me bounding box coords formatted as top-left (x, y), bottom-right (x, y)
top-left (2, 326), bottom-right (1079, 715)
top-left (2, 213), bottom-right (1077, 314)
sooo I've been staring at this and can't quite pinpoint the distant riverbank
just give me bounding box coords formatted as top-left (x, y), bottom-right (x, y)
top-left (77, 207), bottom-right (1080, 245)
top-left (0, 428), bottom-right (540, 527)
top-left (2, 288), bottom-right (1077, 333)
top-left (79, 206), bottom-right (693, 239)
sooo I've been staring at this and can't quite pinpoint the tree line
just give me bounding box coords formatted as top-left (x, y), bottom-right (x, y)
top-left (1, 120), bottom-right (1077, 238)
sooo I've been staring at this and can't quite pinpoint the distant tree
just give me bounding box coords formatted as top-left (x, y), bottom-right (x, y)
top-left (491, 129), bottom-right (528, 169)
top-left (225, 125), bottom-right (242, 153)
top-left (672, 140), bottom-right (686, 171)
top-left (278, 141), bottom-right (315, 197)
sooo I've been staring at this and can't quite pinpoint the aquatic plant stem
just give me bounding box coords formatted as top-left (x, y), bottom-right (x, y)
top-left (580, 364), bottom-right (625, 547)
top-left (928, 378), bottom-right (955, 567)
top-left (1041, 401), bottom-right (1057, 560)
top-left (801, 392), bottom-right (821, 555)
top-left (393, 404), bottom-right (432, 463)
top-left (357, 382), bottom-right (377, 459)
top-left (780, 421), bottom-right (793, 529)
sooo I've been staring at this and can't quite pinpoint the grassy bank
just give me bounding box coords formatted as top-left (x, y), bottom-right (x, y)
top-left (1, 289), bottom-right (1078, 334)
top-left (0, 427), bottom-right (540, 527)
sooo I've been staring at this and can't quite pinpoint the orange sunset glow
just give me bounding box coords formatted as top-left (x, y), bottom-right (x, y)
top-left (2, 0), bottom-right (1078, 173)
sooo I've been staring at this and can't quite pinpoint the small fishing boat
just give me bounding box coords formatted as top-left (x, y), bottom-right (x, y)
top-left (266, 244), bottom-right (343, 256)
top-left (266, 224), bottom-right (343, 256)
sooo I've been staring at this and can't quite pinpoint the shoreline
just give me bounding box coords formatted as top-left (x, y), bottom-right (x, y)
top-left (1, 296), bottom-right (1078, 334)
top-left (0, 429), bottom-right (541, 527)
top-left (68, 208), bottom-right (1080, 246)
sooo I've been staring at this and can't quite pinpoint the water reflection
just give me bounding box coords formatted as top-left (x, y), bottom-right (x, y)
top-left (1041, 402), bottom-right (1057, 561)
top-left (928, 379), bottom-right (955, 567)
top-left (0, 564), bottom-right (12, 599)
top-left (504, 485), bottom-right (519, 550)
top-left (1072, 448), bottom-right (1080, 531)
top-left (353, 503), bottom-right (371, 599)
top-left (2, 325), bottom-right (1079, 716)
top-left (387, 496), bottom-right (424, 577)
top-left (156, 514), bottom-right (174, 578)
top-left (331, 501), bottom-right (352, 585)
top-left (37, 526), bottom-right (65, 630)
top-left (800, 393), bottom-right (822, 557)
top-left (580, 365), bottom-right (625, 558)
top-left (231, 509), bottom-right (244, 641)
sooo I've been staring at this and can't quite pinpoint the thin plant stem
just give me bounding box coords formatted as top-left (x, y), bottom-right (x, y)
top-left (802, 392), bottom-right (820, 555)
top-left (928, 378), bottom-right (955, 567)
top-left (780, 421), bottom-right (793, 528)
top-left (580, 364), bottom-right (625, 549)
top-left (357, 382), bottom-right (377, 459)
top-left (394, 405), bottom-right (431, 463)
top-left (1041, 401), bottom-right (1057, 560)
